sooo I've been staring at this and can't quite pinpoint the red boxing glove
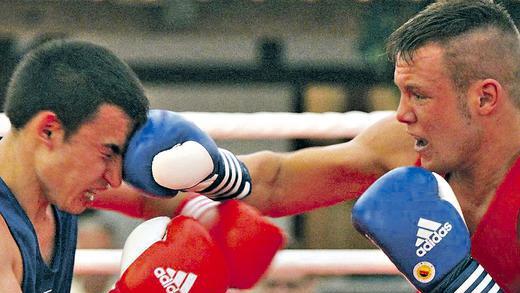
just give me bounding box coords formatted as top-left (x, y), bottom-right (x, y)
top-left (111, 215), bottom-right (229, 293)
top-left (177, 194), bottom-right (286, 289)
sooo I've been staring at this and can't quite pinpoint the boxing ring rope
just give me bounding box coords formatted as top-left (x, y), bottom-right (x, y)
top-left (0, 111), bottom-right (400, 277)
top-left (74, 249), bottom-right (399, 277)
top-left (0, 111), bottom-right (395, 139)
top-left (180, 110), bottom-right (394, 139)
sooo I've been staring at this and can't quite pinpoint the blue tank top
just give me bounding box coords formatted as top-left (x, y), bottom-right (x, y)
top-left (0, 177), bottom-right (78, 293)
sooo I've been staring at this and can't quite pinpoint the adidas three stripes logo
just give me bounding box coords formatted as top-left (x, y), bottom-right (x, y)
top-left (415, 217), bottom-right (453, 257)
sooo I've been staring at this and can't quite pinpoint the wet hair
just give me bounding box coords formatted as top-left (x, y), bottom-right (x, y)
top-left (387, 0), bottom-right (520, 108)
top-left (4, 39), bottom-right (150, 138)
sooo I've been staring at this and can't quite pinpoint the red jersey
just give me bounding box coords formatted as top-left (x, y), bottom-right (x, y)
top-left (415, 157), bottom-right (520, 292)
top-left (471, 158), bottom-right (520, 292)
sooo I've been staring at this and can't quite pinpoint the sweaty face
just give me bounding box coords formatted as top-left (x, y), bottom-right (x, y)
top-left (393, 44), bottom-right (481, 174)
top-left (35, 105), bottom-right (132, 214)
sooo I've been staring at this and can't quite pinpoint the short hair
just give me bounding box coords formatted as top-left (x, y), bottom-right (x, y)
top-left (386, 0), bottom-right (520, 108)
top-left (4, 40), bottom-right (150, 138)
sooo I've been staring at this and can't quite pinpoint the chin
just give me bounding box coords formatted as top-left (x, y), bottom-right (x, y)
top-left (58, 202), bottom-right (88, 215)
top-left (420, 158), bottom-right (442, 173)
top-left (70, 208), bottom-right (87, 215)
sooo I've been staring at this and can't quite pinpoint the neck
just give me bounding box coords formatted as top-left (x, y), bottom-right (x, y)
top-left (0, 132), bottom-right (51, 221)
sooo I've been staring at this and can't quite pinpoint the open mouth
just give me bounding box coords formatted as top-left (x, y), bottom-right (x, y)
top-left (415, 137), bottom-right (429, 151)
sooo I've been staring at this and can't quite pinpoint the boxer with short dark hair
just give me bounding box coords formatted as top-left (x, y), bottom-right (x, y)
top-left (0, 39), bottom-right (149, 293)
top-left (234, 1), bottom-right (519, 292)
top-left (0, 39), bottom-right (281, 293)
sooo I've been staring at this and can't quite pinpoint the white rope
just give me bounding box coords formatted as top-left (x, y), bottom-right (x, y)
top-left (181, 111), bottom-right (394, 139)
top-left (0, 111), bottom-right (394, 139)
top-left (74, 249), bottom-right (399, 277)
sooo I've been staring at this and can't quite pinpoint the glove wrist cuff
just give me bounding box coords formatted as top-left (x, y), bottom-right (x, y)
top-left (196, 148), bottom-right (252, 200)
top-left (431, 257), bottom-right (502, 293)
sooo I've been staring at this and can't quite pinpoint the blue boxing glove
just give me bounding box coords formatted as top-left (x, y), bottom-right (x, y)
top-left (124, 109), bottom-right (251, 200)
top-left (352, 167), bottom-right (502, 293)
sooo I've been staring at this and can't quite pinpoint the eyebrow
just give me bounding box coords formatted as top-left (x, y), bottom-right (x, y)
top-left (405, 85), bottom-right (420, 92)
top-left (397, 83), bottom-right (422, 94)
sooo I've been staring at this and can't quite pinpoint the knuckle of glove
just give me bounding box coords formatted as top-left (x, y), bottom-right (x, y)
top-left (151, 141), bottom-right (214, 190)
top-left (216, 201), bottom-right (286, 289)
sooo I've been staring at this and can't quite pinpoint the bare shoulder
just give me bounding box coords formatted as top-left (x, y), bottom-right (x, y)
top-left (350, 115), bottom-right (417, 171)
top-left (0, 215), bottom-right (23, 291)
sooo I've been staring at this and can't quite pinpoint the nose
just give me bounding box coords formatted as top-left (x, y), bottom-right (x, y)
top-left (104, 158), bottom-right (123, 188)
top-left (396, 96), bottom-right (417, 124)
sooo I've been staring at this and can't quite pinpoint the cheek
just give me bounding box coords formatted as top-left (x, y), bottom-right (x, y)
top-left (54, 153), bottom-right (107, 187)
top-left (439, 121), bottom-right (480, 161)
top-left (34, 151), bottom-right (66, 185)
top-left (427, 105), bottom-right (468, 138)
top-left (68, 144), bottom-right (105, 172)
top-left (76, 157), bottom-right (107, 178)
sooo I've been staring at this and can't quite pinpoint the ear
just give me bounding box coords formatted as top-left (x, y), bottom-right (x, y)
top-left (35, 111), bottom-right (62, 148)
top-left (474, 79), bottom-right (501, 115)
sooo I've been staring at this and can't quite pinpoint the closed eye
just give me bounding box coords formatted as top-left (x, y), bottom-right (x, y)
top-left (411, 92), bottom-right (428, 100)
top-left (101, 144), bottom-right (122, 160)
top-left (405, 85), bottom-right (429, 101)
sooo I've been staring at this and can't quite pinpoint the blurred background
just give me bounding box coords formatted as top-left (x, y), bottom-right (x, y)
top-left (1, 1), bottom-right (518, 292)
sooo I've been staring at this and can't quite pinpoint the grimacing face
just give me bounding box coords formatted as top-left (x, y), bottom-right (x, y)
top-left (33, 105), bottom-right (132, 214)
top-left (393, 44), bottom-right (482, 175)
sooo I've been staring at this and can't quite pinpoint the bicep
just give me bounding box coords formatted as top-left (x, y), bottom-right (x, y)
top-left (241, 143), bottom-right (378, 217)
top-left (242, 116), bottom-right (417, 217)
